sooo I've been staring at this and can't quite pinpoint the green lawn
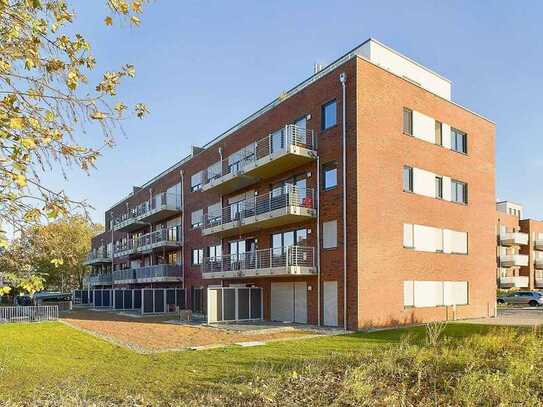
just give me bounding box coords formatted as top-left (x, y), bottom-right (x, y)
top-left (0, 322), bottom-right (497, 403)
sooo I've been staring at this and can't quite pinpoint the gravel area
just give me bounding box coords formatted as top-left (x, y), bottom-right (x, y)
top-left (61, 309), bottom-right (324, 352)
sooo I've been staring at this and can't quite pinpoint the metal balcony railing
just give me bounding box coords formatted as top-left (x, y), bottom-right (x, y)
top-left (112, 192), bottom-right (181, 231)
top-left (88, 272), bottom-right (113, 285)
top-left (202, 246), bottom-right (315, 275)
top-left (499, 276), bottom-right (529, 288)
top-left (112, 264), bottom-right (182, 283)
top-left (499, 232), bottom-right (529, 246)
top-left (203, 186), bottom-right (315, 230)
top-left (499, 254), bottom-right (529, 267)
top-left (84, 248), bottom-right (111, 264)
top-left (203, 125), bottom-right (315, 185)
top-left (112, 269), bottom-right (136, 282)
top-left (135, 227), bottom-right (182, 249)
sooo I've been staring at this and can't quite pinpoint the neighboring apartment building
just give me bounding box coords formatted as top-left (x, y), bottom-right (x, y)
top-left (84, 38), bottom-right (496, 329)
top-left (496, 201), bottom-right (543, 290)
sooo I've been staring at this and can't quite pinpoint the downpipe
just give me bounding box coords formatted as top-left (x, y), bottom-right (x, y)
top-left (340, 72), bottom-right (347, 330)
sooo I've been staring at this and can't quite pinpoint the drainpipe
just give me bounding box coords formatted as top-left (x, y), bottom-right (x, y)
top-left (180, 170), bottom-right (185, 305)
top-left (340, 72), bottom-right (347, 330)
top-left (316, 139), bottom-right (321, 327)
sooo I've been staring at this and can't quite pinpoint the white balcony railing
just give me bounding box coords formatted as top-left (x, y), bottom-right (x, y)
top-left (499, 276), bottom-right (529, 288)
top-left (112, 264), bottom-right (182, 284)
top-left (499, 254), bottom-right (529, 267)
top-left (203, 186), bottom-right (315, 235)
top-left (202, 246), bottom-right (316, 278)
top-left (112, 192), bottom-right (181, 232)
top-left (499, 232), bottom-right (529, 246)
top-left (201, 125), bottom-right (316, 192)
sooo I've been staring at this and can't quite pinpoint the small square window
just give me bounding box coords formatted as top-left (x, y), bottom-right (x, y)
top-left (322, 162), bottom-right (338, 190)
top-left (321, 100), bottom-right (337, 130)
top-left (403, 108), bottom-right (413, 135)
top-left (403, 166), bottom-right (413, 192)
top-left (451, 180), bottom-right (468, 204)
top-left (451, 128), bottom-right (467, 154)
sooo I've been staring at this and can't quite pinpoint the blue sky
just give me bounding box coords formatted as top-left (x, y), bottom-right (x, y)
top-left (49, 1), bottom-right (543, 223)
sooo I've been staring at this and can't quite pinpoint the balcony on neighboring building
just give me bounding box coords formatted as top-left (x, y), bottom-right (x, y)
top-left (112, 192), bottom-right (181, 233)
top-left (535, 240), bottom-right (543, 251)
top-left (87, 272), bottom-right (113, 286)
top-left (113, 239), bottom-right (137, 258)
top-left (499, 254), bottom-right (529, 267)
top-left (499, 232), bottom-right (529, 246)
top-left (201, 125), bottom-right (317, 194)
top-left (202, 186), bottom-right (316, 238)
top-left (136, 227), bottom-right (182, 254)
top-left (83, 248), bottom-right (111, 266)
top-left (113, 264), bottom-right (182, 284)
top-left (535, 257), bottom-right (543, 270)
top-left (536, 273), bottom-right (543, 288)
top-left (202, 245), bottom-right (316, 279)
top-left (499, 276), bottom-right (529, 288)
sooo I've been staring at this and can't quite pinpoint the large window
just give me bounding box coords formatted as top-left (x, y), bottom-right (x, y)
top-left (191, 248), bottom-right (203, 265)
top-left (191, 209), bottom-right (203, 229)
top-left (206, 244), bottom-right (222, 259)
top-left (451, 180), bottom-right (468, 204)
top-left (191, 171), bottom-right (203, 192)
top-left (403, 166), bottom-right (413, 192)
top-left (321, 100), bottom-right (337, 130)
top-left (451, 128), bottom-right (467, 154)
top-left (403, 108), bottom-right (413, 135)
top-left (322, 162), bottom-right (337, 190)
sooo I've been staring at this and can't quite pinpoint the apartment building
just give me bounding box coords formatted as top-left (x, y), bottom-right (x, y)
top-left (83, 38), bottom-right (496, 329)
top-left (496, 201), bottom-right (543, 290)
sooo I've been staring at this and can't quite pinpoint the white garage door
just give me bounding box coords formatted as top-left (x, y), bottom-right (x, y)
top-left (271, 282), bottom-right (307, 323)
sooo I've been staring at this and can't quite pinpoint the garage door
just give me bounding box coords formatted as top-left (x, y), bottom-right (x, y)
top-left (271, 282), bottom-right (307, 323)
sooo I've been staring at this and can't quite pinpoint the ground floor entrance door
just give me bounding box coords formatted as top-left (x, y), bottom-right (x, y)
top-left (323, 280), bottom-right (338, 327)
top-left (270, 281), bottom-right (307, 323)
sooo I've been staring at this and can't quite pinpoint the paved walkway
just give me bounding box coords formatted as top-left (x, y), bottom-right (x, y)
top-left (460, 307), bottom-right (543, 326)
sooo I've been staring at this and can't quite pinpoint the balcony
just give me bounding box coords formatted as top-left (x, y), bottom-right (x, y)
top-left (535, 240), bottom-right (543, 251)
top-left (113, 264), bottom-right (182, 284)
top-left (499, 276), bottom-right (529, 288)
top-left (83, 249), bottom-right (111, 266)
top-left (202, 245), bottom-right (316, 279)
top-left (202, 186), bottom-right (316, 237)
top-left (202, 125), bottom-right (317, 194)
top-left (112, 193), bottom-right (181, 232)
top-left (499, 254), bottom-right (529, 267)
top-left (499, 232), bottom-right (529, 246)
top-left (87, 272), bottom-right (113, 286)
top-left (136, 227), bottom-right (182, 254)
top-left (113, 239), bottom-right (137, 258)
top-left (536, 276), bottom-right (543, 288)
top-left (535, 258), bottom-right (543, 269)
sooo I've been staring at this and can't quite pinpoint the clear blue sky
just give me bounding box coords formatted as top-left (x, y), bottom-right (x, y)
top-left (49, 0), bottom-right (543, 223)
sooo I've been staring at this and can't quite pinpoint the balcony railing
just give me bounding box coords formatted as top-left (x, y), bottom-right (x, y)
top-left (201, 125), bottom-right (317, 194)
top-left (499, 232), bottom-right (529, 246)
top-left (113, 227), bottom-right (182, 258)
top-left (535, 240), bottom-right (543, 251)
top-left (202, 245), bottom-right (316, 279)
top-left (499, 254), bottom-right (529, 267)
top-left (112, 192), bottom-right (181, 232)
top-left (112, 264), bottom-right (182, 284)
top-left (83, 249), bottom-right (111, 265)
top-left (202, 186), bottom-right (315, 237)
top-left (499, 276), bottom-right (529, 288)
top-left (535, 257), bottom-right (543, 269)
top-left (87, 272), bottom-right (113, 286)
top-left (536, 275), bottom-right (543, 288)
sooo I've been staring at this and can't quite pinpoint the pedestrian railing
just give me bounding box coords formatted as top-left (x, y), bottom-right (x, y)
top-left (0, 305), bottom-right (59, 323)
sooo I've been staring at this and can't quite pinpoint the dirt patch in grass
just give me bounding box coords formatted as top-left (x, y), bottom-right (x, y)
top-left (61, 309), bottom-right (317, 352)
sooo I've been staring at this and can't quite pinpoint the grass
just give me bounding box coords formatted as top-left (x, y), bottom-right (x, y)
top-left (0, 322), bottom-right (525, 405)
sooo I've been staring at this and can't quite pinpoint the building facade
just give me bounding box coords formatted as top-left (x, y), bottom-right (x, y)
top-left (496, 201), bottom-right (543, 290)
top-left (84, 38), bottom-right (497, 329)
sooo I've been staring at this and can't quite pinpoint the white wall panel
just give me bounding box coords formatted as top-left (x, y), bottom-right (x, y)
top-left (413, 111), bottom-right (435, 143)
top-left (414, 281), bottom-right (443, 307)
top-left (449, 230), bottom-right (468, 254)
top-left (403, 281), bottom-right (414, 306)
top-left (443, 281), bottom-right (468, 305)
top-left (413, 167), bottom-right (436, 198)
top-left (403, 224), bottom-right (414, 247)
top-left (442, 176), bottom-right (452, 201)
top-left (442, 123), bottom-right (452, 148)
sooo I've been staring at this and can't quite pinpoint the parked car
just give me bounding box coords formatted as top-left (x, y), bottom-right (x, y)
top-left (497, 291), bottom-right (543, 307)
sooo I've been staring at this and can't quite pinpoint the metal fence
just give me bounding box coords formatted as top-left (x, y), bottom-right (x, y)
top-left (0, 305), bottom-right (59, 323)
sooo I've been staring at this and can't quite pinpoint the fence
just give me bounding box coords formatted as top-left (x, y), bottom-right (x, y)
top-left (0, 305), bottom-right (59, 323)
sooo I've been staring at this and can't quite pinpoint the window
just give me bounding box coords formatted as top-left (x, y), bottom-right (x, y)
top-left (322, 220), bottom-right (337, 249)
top-left (321, 100), bottom-right (337, 130)
top-left (435, 176), bottom-right (443, 199)
top-left (167, 251), bottom-right (178, 265)
top-left (403, 166), bottom-right (413, 192)
top-left (206, 244), bottom-right (222, 259)
top-left (435, 121), bottom-right (442, 146)
top-left (191, 248), bottom-right (203, 265)
top-left (451, 128), bottom-right (467, 154)
top-left (191, 209), bottom-right (203, 229)
top-left (403, 108), bottom-right (413, 135)
top-left (404, 281), bottom-right (468, 308)
top-left (191, 171), bottom-right (203, 191)
top-left (322, 162), bottom-right (338, 190)
top-left (451, 180), bottom-right (468, 204)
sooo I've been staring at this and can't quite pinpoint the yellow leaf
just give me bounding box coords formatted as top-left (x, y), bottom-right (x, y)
top-left (15, 174), bottom-right (27, 187)
top-left (10, 117), bottom-right (23, 129)
top-left (90, 111), bottom-right (106, 120)
top-left (130, 15), bottom-right (140, 26)
top-left (45, 111), bottom-right (55, 122)
top-left (104, 16), bottom-right (113, 26)
top-left (21, 138), bottom-right (36, 149)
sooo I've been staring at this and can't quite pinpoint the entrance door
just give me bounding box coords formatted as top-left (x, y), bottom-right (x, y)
top-left (270, 282), bottom-right (307, 323)
top-left (323, 281), bottom-right (338, 326)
